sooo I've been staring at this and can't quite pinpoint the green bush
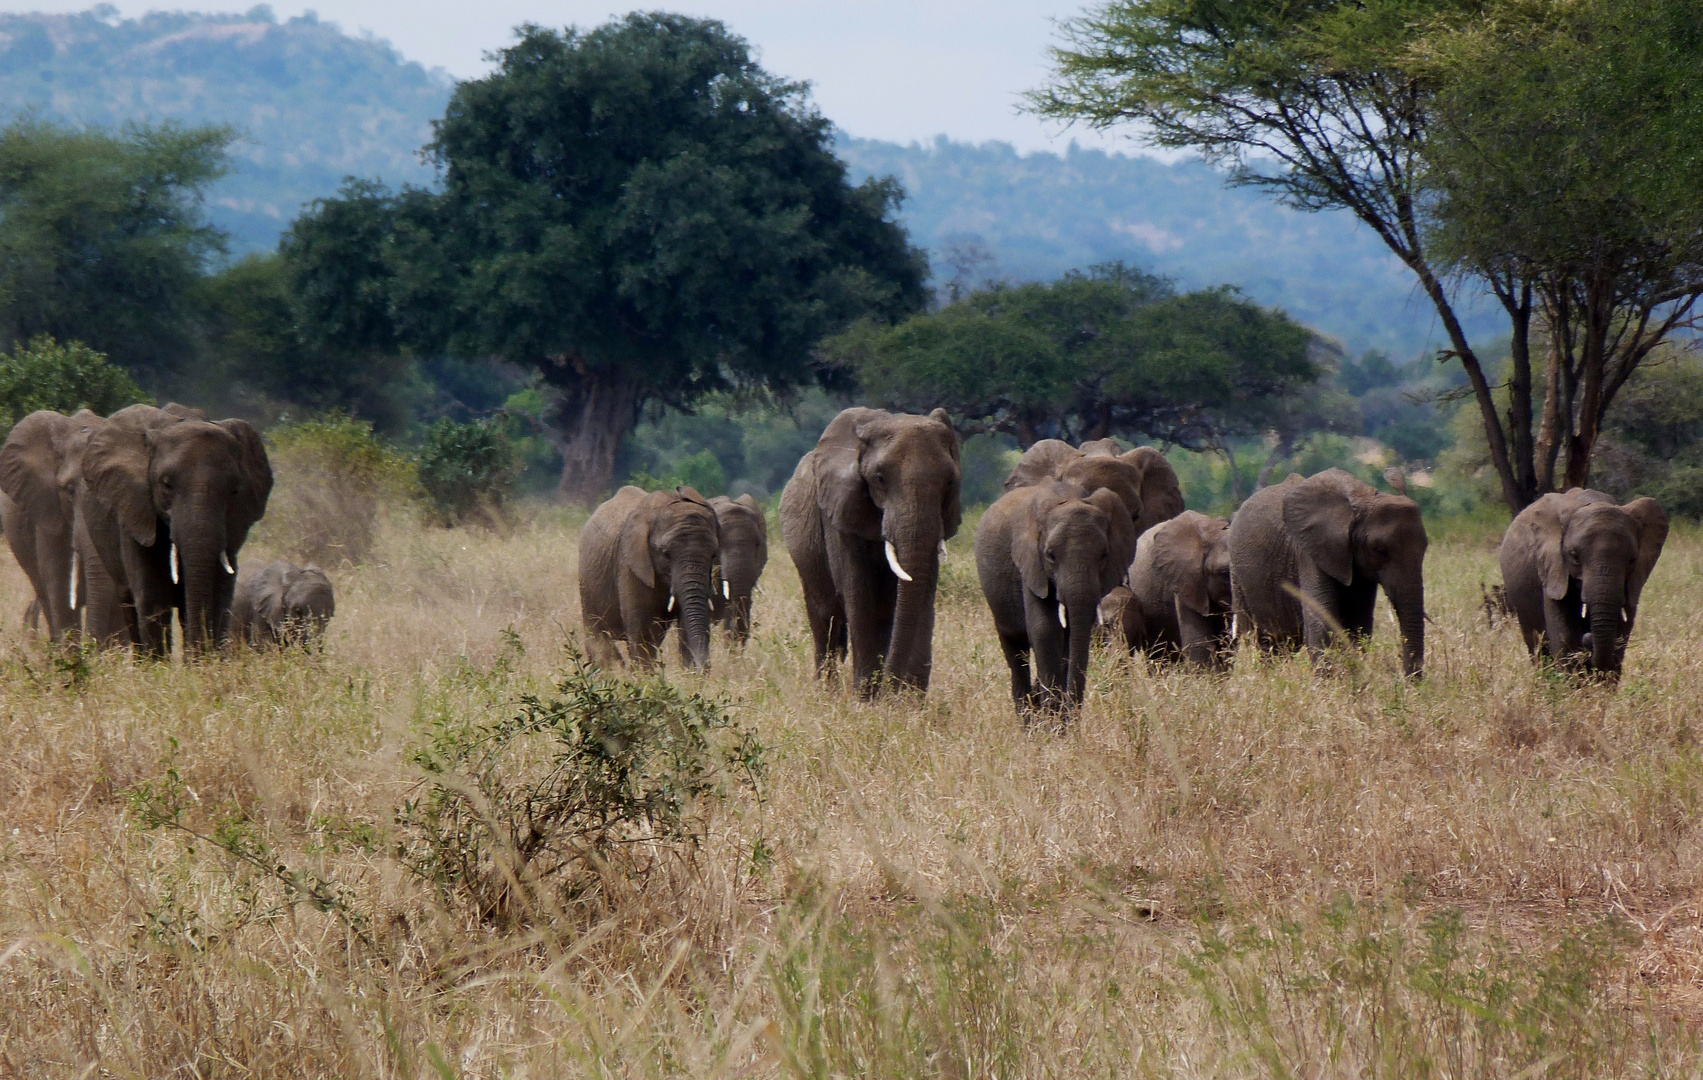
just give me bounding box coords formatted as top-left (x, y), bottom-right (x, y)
top-left (259, 413), bottom-right (416, 565)
top-left (629, 448), bottom-right (727, 496)
top-left (416, 417), bottom-right (521, 525)
top-left (0, 335), bottom-right (147, 432)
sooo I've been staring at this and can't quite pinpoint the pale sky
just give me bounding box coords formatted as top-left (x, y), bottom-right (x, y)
top-left (29, 0), bottom-right (1141, 153)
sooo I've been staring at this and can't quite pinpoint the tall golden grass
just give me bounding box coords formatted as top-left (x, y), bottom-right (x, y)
top-left (2, 503), bottom-right (1702, 1077)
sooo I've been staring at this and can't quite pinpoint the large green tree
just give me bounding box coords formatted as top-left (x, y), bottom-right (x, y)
top-left (0, 119), bottom-right (230, 384)
top-left (1032, 0), bottom-right (1703, 512)
top-left (285, 15), bottom-right (927, 500)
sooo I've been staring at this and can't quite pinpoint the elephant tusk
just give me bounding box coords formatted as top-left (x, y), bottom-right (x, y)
top-left (1057, 604), bottom-right (1068, 630)
top-left (667, 594), bottom-right (675, 613)
top-left (939, 540), bottom-right (948, 562)
top-left (1622, 607), bottom-right (1629, 622)
top-left (1098, 606), bottom-right (1108, 626)
top-left (1231, 614), bottom-right (1239, 637)
top-left (722, 580), bottom-right (730, 600)
top-left (885, 540), bottom-right (913, 582)
top-left (69, 549), bottom-right (78, 611)
top-left (170, 542), bottom-right (179, 585)
top-left (221, 551), bottom-right (235, 575)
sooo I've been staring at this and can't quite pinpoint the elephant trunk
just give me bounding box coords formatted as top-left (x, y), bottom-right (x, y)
top-left (882, 522), bottom-right (942, 691)
top-left (175, 499), bottom-right (236, 656)
top-left (1585, 580), bottom-right (1624, 674)
top-left (1062, 584), bottom-right (1099, 707)
top-left (671, 563), bottom-right (715, 672)
top-left (1384, 574), bottom-right (1426, 678)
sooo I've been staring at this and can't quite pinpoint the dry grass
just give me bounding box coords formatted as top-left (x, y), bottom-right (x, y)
top-left (4, 503), bottom-right (1703, 1077)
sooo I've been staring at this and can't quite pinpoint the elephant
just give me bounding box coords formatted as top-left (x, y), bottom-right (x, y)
top-left (231, 559), bottom-right (336, 648)
top-left (780, 407), bottom-right (961, 695)
top-left (1498, 488), bottom-right (1667, 677)
top-left (0, 409), bottom-right (103, 641)
top-left (1121, 510), bottom-right (1234, 667)
top-left (579, 485), bottom-right (721, 672)
top-left (1005, 439), bottom-right (1184, 538)
top-left (78, 404), bottom-right (273, 656)
top-left (1227, 468), bottom-right (1428, 677)
top-left (975, 480), bottom-right (1137, 717)
top-left (708, 494), bottom-right (768, 646)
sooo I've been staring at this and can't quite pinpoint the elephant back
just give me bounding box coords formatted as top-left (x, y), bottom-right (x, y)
top-left (1004, 439), bottom-right (1080, 491)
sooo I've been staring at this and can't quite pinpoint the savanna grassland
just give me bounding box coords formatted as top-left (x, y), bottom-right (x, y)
top-left (4, 504), bottom-right (1703, 1078)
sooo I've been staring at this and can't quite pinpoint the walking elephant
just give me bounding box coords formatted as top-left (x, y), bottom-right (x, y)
top-left (580, 485), bottom-right (721, 672)
top-left (232, 560), bottom-right (336, 648)
top-left (78, 404), bottom-right (273, 656)
top-left (1121, 510), bottom-right (1233, 667)
top-left (976, 481), bottom-right (1136, 717)
top-left (1005, 439), bottom-right (1184, 538)
top-left (1498, 488), bottom-right (1667, 678)
top-left (0, 409), bottom-right (103, 641)
top-left (1228, 468), bottom-right (1428, 677)
top-left (780, 407), bottom-right (961, 695)
top-left (709, 494), bottom-right (767, 646)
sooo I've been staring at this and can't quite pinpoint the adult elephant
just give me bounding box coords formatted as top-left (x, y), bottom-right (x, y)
top-left (976, 481), bottom-right (1135, 717)
top-left (709, 494), bottom-right (768, 646)
top-left (780, 407), bottom-right (961, 695)
top-left (579, 485), bottom-right (721, 672)
top-left (0, 409), bottom-right (103, 641)
top-left (79, 404), bottom-right (272, 656)
top-left (1122, 510), bottom-right (1233, 667)
top-left (1228, 468), bottom-right (1428, 677)
top-left (1498, 488), bottom-right (1667, 678)
top-left (1006, 439), bottom-right (1184, 538)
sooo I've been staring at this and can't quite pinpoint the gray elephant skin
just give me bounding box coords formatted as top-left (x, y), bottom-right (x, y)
top-left (580, 485), bottom-right (721, 672)
top-left (232, 560), bottom-right (336, 648)
top-left (0, 409), bottom-right (105, 641)
top-left (1121, 510), bottom-right (1233, 667)
top-left (709, 494), bottom-right (768, 646)
top-left (1228, 468), bottom-right (1428, 677)
top-left (1498, 488), bottom-right (1667, 677)
top-left (1006, 439), bottom-right (1184, 539)
top-left (976, 481), bottom-right (1136, 716)
top-left (780, 407), bottom-right (961, 695)
top-left (78, 404), bottom-right (273, 656)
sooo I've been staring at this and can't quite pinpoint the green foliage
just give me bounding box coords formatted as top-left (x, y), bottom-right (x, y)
top-left (0, 118), bottom-right (230, 384)
top-left (621, 389), bottom-right (847, 500)
top-left (258, 413), bottom-right (417, 564)
top-left (629, 450), bottom-right (728, 498)
top-left (0, 335), bottom-right (146, 432)
top-left (1597, 348), bottom-right (1703, 518)
top-left (415, 418), bottom-right (521, 526)
top-left (397, 653), bottom-right (764, 925)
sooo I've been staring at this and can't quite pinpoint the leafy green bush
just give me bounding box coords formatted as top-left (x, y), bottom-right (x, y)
top-left (629, 448), bottom-right (727, 496)
top-left (416, 417), bottom-right (521, 525)
top-left (0, 335), bottom-right (147, 431)
top-left (397, 654), bottom-right (764, 926)
top-left (259, 413), bottom-right (416, 565)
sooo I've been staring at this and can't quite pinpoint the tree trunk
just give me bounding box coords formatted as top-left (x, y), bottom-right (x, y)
top-left (549, 369), bottom-right (643, 505)
top-left (1256, 432), bottom-right (1292, 490)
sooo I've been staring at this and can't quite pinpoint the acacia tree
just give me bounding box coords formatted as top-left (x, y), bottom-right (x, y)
top-left (286, 16), bottom-right (926, 501)
top-left (1032, 0), bottom-right (1703, 512)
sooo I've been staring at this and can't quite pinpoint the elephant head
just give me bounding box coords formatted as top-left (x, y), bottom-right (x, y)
top-left (1148, 511), bottom-right (1232, 619)
top-left (709, 494), bottom-right (768, 644)
top-left (1014, 484), bottom-right (1138, 704)
top-left (623, 485), bottom-right (721, 671)
top-left (1004, 439), bottom-right (1079, 491)
top-left (83, 405), bottom-right (272, 652)
top-left (276, 564), bottom-right (336, 646)
top-left (1006, 439), bottom-right (1184, 537)
top-left (1282, 468), bottom-right (1428, 677)
top-left (1523, 489), bottom-right (1667, 674)
top-left (816, 407), bottom-right (961, 688)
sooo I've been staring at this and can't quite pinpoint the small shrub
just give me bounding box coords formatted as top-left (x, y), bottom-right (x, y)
top-left (0, 335), bottom-right (147, 431)
top-left (396, 653), bottom-right (764, 926)
top-left (259, 413), bottom-right (416, 565)
top-left (416, 417), bottom-right (521, 525)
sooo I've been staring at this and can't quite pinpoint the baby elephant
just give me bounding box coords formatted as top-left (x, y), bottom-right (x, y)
top-left (231, 560), bottom-right (335, 648)
top-left (579, 485), bottom-right (721, 672)
top-left (1121, 511), bottom-right (1233, 667)
top-left (976, 481), bottom-right (1136, 719)
top-left (709, 494), bottom-right (768, 646)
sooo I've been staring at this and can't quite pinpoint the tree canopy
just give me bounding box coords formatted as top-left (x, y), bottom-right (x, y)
top-left (285, 14), bottom-right (928, 500)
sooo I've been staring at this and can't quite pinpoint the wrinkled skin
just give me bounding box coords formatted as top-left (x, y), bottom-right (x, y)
top-left (709, 494), bottom-right (768, 646)
top-left (1499, 488), bottom-right (1667, 678)
top-left (78, 404), bottom-right (272, 656)
top-left (1122, 510), bottom-right (1233, 667)
top-left (0, 409), bottom-right (106, 641)
top-left (975, 481), bottom-right (1136, 719)
top-left (580, 485), bottom-right (721, 672)
top-left (1006, 439), bottom-right (1184, 538)
top-left (231, 560), bottom-right (336, 648)
top-left (1228, 468), bottom-right (1428, 677)
top-left (781, 408), bottom-right (961, 696)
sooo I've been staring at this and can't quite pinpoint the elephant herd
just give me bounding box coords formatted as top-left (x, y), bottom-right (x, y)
top-left (584, 407), bottom-right (1673, 719)
top-left (0, 405), bottom-right (336, 654)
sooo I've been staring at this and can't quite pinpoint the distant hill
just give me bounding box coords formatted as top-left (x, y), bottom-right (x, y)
top-left (0, 7), bottom-right (1498, 357)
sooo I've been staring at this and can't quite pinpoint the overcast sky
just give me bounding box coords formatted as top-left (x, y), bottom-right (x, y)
top-left (23, 1), bottom-right (1148, 153)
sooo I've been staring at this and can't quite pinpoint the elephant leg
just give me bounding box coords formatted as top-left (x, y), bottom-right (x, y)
top-left (134, 591), bottom-right (174, 658)
top-left (1341, 579), bottom-right (1377, 642)
top-left (1177, 606), bottom-right (1221, 668)
top-left (831, 535), bottom-right (897, 695)
top-left (628, 616), bottom-right (666, 672)
top-left (1541, 595), bottom-right (1583, 668)
top-left (997, 630), bottom-right (1035, 715)
top-left (585, 626), bottom-right (623, 668)
top-left (805, 600), bottom-right (844, 675)
top-left (1024, 596), bottom-right (1067, 710)
top-left (732, 596), bottom-right (753, 647)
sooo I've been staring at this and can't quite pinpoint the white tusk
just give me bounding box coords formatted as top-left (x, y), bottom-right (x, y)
top-left (722, 580), bottom-right (730, 600)
top-left (1231, 614), bottom-right (1240, 637)
top-left (170, 542), bottom-right (179, 585)
top-left (1098, 606), bottom-right (1108, 626)
top-left (1058, 604), bottom-right (1068, 629)
top-left (939, 540), bottom-right (948, 561)
top-left (69, 549), bottom-right (78, 611)
top-left (221, 551), bottom-right (235, 575)
top-left (667, 594), bottom-right (675, 613)
top-left (885, 540), bottom-right (913, 582)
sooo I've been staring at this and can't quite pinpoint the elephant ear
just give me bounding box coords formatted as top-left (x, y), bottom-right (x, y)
top-left (84, 422), bottom-right (158, 545)
top-left (1127, 447), bottom-right (1185, 528)
top-left (1526, 494), bottom-right (1574, 601)
top-left (1623, 497), bottom-right (1669, 612)
top-left (219, 419), bottom-right (274, 529)
top-left (1012, 494), bottom-right (1051, 599)
top-left (0, 411), bottom-right (68, 507)
top-left (1282, 475), bottom-right (1356, 585)
top-left (735, 493), bottom-right (760, 513)
top-left (1005, 439), bottom-right (1078, 491)
top-left (814, 410), bottom-right (884, 539)
top-left (1153, 518), bottom-right (1212, 615)
top-left (163, 402), bottom-right (208, 422)
top-left (932, 409), bottom-right (964, 539)
top-left (1088, 487), bottom-right (1138, 594)
top-left (620, 493), bottom-right (662, 588)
